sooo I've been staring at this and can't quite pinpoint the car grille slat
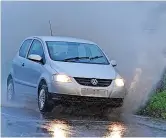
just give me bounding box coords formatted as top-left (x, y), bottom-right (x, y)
top-left (74, 77), bottom-right (112, 87)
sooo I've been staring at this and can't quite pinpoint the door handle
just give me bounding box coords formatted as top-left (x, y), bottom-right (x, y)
top-left (22, 63), bottom-right (25, 67)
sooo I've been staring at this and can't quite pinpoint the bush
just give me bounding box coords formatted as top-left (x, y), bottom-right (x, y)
top-left (138, 91), bottom-right (166, 119)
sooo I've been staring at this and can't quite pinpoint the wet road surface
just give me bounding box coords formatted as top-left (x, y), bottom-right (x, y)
top-left (1, 101), bottom-right (166, 137)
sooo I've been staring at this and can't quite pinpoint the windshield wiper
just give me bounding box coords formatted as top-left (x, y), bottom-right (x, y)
top-left (63, 56), bottom-right (90, 61)
top-left (63, 56), bottom-right (104, 62)
top-left (90, 56), bottom-right (103, 60)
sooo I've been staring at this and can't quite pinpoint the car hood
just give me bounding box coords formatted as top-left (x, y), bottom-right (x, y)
top-left (50, 61), bottom-right (117, 79)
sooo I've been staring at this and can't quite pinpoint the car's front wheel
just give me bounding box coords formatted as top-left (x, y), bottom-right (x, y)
top-left (38, 83), bottom-right (54, 114)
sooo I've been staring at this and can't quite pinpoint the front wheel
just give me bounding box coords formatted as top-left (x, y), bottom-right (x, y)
top-left (38, 84), bottom-right (54, 114)
top-left (100, 98), bottom-right (124, 116)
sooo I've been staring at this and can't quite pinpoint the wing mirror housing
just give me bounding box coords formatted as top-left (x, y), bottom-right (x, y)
top-left (28, 54), bottom-right (43, 64)
top-left (110, 60), bottom-right (117, 67)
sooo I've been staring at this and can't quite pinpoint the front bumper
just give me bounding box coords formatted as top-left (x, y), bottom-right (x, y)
top-left (49, 93), bottom-right (124, 107)
top-left (48, 78), bottom-right (127, 98)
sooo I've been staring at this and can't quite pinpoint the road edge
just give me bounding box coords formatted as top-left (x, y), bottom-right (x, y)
top-left (133, 115), bottom-right (166, 131)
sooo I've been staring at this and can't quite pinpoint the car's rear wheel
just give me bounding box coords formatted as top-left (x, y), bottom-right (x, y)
top-left (38, 83), bottom-right (54, 114)
top-left (7, 77), bottom-right (15, 101)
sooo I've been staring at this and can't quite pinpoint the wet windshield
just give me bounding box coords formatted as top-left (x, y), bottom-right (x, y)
top-left (46, 41), bottom-right (110, 65)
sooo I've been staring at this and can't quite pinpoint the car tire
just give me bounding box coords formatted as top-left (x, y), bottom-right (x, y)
top-left (100, 99), bottom-right (124, 117)
top-left (38, 83), bottom-right (54, 114)
top-left (7, 77), bottom-right (15, 101)
top-left (113, 98), bottom-right (124, 108)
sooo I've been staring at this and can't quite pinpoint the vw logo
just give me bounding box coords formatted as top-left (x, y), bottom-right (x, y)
top-left (91, 79), bottom-right (98, 85)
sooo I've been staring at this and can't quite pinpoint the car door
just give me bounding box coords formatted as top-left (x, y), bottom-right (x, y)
top-left (12, 39), bottom-right (33, 94)
top-left (23, 39), bottom-right (46, 98)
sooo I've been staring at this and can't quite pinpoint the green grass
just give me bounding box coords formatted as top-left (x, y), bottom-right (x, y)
top-left (138, 91), bottom-right (166, 119)
top-left (138, 69), bottom-right (166, 120)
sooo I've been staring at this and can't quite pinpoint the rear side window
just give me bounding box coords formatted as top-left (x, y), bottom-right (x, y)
top-left (19, 39), bottom-right (32, 58)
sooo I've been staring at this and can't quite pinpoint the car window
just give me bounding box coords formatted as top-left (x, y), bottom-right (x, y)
top-left (89, 45), bottom-right (102, 57)
top-left (78, 45), bottom-right (87, 57)
top-left (28, 39), bottom-right (45, 62)
top-left (47, 41), bottom-right (68, 60)
top-left (19, 39), bottom-right (32, 58)
top-left (46, 41), bottom-right (109, 65)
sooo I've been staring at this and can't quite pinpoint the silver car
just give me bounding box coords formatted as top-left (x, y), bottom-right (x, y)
top-left (7, 36), bottom-right (126, 114)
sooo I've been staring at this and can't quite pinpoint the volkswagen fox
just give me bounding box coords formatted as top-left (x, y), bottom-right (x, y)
top-left (7, 36), bottom-right (126, 114)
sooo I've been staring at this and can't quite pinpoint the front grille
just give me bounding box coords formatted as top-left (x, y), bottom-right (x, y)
top-left (74, 77), bottom-right (112, 87)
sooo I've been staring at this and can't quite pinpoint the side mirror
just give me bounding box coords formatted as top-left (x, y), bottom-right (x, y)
top-left (111, 60), bottom-right (117, 67)
top-left (28, 54), bottom-right (42, 63)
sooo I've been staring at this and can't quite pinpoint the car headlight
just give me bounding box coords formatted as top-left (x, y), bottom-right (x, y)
top-left (53, 74), bottom-right (72, 83)
top-left (115, 78), bottom-right (124, 87)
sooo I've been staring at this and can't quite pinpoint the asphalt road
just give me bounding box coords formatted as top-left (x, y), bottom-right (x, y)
top-left (1, 99), bottom-right (166, 137)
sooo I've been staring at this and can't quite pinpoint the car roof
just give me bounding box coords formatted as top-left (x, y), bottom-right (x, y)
top-left (27, 36), bottom-right (97, 45)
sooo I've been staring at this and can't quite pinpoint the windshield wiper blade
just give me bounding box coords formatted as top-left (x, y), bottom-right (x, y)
top-left (63, 56), bottom-right (90, 61)
top-left (90, 56), bottom-right (103, 60)
top-left (63, 56), bottom-right (103, 62)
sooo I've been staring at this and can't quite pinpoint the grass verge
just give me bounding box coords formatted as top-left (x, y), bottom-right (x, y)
top-left (137, 91), bottom-right (166, 120)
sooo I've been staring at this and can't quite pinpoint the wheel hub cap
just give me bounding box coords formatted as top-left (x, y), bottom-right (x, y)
top-left (7, 83), bottom-right (13, 100)
top-left (39, 89), bottom-right (45, 110)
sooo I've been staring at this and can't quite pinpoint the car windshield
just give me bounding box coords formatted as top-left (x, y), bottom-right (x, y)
top-left (46, 41), bottom-right (110, 65)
